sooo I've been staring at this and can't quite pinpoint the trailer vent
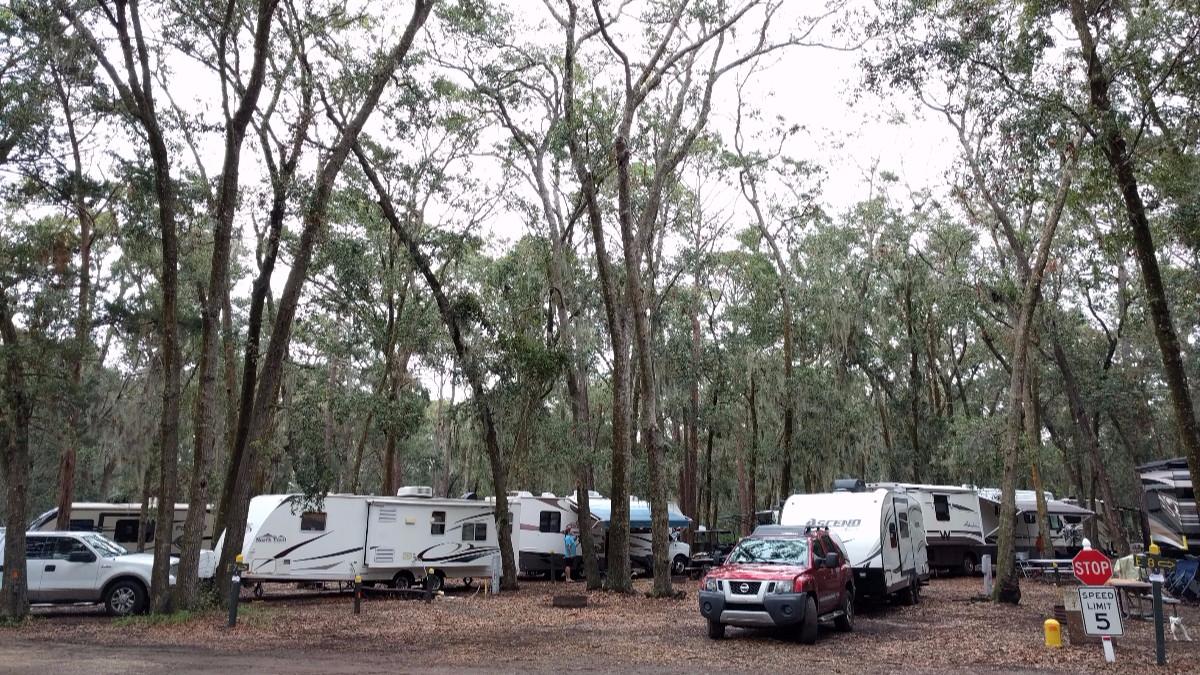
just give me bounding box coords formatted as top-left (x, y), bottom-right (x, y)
top-left (397, 486), bottom-right (434, 498)
top-left (832, 478), bottom-right (866, 493)
top-left (375, 548), bottom-right (395, 564)
top-left (377, 507), bottom-right (398, 523)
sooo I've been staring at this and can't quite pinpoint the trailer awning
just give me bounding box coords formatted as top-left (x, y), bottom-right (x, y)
top-left (587, 498), bottom-right (691, 529)
top-left (1015, 498), bottom-right (1093, 518)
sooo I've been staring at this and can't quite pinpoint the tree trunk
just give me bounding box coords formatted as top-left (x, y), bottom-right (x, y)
top-left (216, 1), bottom-right (434, 592)
top-left (1049, 328), bottom-right (1130, 554)
top-left (1024, 363), bottom-right (1051, 559)
top-left (992, 139), bottom-right (1080, 602)
top-left (563, 5), bottom-right (631, 592)
top-left (0, 295), bottom-right (32, 619)
top-left (1069, 0), bottom-right (1200, 498)
top-left (353, 140), bottom-right (518, 590)
top-left (177, 0), bottom-right (279, 610)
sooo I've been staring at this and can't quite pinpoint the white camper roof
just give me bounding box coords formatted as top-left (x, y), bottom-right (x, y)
top-left (870, 482), bottom-right (977, 494)
top-left (1015, 498), bottom-right (1094, 518)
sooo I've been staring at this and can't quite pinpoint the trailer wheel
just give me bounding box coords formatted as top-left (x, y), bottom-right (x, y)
top-left (462, 577), bottom-right (474, 588)
top-left (961, 553), bottom-right (978, 576)
top-left (253, 583), bottom-right (265, 599)
top-left (392, 571), bottom-right (414, 590)
top-left (902, 574), bottom-right (921, 605)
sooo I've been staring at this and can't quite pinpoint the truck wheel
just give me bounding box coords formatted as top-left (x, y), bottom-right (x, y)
top-left (672, 555), bottom-right (688, 576)
top-left (961, 553), bottom-right (978, 576)
top-left (707, 619), bottom-right (725, 640)
top-left (104, 579), bottom-right (147, 617)
top-left (834, 591), bottom-right (854, 632)
top-left (797, 595), bottom-right (819, 644)
top-left (392, 571), bottom-right (414, 590)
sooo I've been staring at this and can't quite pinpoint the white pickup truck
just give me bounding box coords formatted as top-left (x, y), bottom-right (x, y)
top-left (0, 530), bottom-right (178, 615)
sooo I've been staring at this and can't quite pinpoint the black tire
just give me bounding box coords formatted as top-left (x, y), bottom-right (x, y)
top-left (834, 590), bottom-right (854, 632)
top-left (671, 555), bottom-right (688, 576)
top-left (707, 619), bottom-right (725, 640)
top-left (392, 571), bottom-right (414, 590)
top-left (462, 577), bottom-right (475, 588)
top-left (797, 595), bottom-right (819, 644)
top-left (902, 574), bottom-right (921, 605)
top-left (253, 583), bottom-right (265, 599)
top-left (961, 553), bottom-right (978, 577)
top-left (104, 579), bottom-right (147, 617)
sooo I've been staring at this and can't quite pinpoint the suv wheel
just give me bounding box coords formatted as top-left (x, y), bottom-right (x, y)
top-left (707, 619), bottom-right (725, 640)
top-left (105, 579), bottom-right (146, 617)
top-left (834, 591), bottom-right (854, 632)
top-left (797, 595), bottom-right (819, 644)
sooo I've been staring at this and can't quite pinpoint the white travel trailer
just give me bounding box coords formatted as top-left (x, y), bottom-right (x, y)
top-left (507, 491), bottom-right (582, 577)
top-left (28, 502), bottom-right (215, 556)
top-left (227, 488), bottom-right (505, 591)
top-left (871, 483), bottom-right (992, 574)
top-left (977, 488), bottom-right (1094, 556)
top-left (781, 486), bottom-right (929, 603)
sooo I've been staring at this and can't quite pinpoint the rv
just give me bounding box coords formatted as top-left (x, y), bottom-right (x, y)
top-left (28, 502), bottom-right (215, 556)
top-left (225, 488), bottom-right (508, 591)
top-left (780, 484), bottom-right (928, 603)
top-left (976, 488), bottom-right (1094, 556)
top-left (872, 483), bottom-right (990, 574)
top-left (581, 495), bottom-right (692, 576)
top-left (1139, 458), bottom-right (1200, 554)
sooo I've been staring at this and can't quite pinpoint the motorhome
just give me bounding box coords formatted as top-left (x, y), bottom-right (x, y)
top-left (28, 502), bottom-right (215, 556)
top-left (582, 495), bottom-right (692, 576)
top-left (780, 482), bottom-right (928, 603)
top-left (224, 488), bottom-right (508, 591)
top-left (1138, 458), bottom-right (1200, 554)
top-left (871, 482), bottom-right (989, 574)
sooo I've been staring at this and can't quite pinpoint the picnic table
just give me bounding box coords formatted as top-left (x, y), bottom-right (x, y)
top-left (1017, 558), bottom-right (1074, 581)
top-left (1106, 578), bottom-right (1181, 620)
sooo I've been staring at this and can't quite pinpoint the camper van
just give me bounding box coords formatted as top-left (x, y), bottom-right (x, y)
top-left (225, 488), bottom-right (509, 591)
top-left (1139, 458), bottom-right (1199, 554)
top-left (872, 483), bottom-right (992, 574)
top-left (780, 484), bottom-right (928, 603)
top-left (28, 502), bottom-right (215, 556)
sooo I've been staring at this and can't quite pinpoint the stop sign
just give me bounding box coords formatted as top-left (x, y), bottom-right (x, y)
top-left (1072, 548), bottom-right (1113, 585)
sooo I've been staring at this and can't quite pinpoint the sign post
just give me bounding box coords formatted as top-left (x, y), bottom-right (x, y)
top-left (1073, 543), bottom-right (1120, 660)
top-left (1136, 543), bottom-right (1174, 666)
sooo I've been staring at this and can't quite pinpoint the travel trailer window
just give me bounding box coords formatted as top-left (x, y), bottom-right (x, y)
top-left (933, 495), bottom-right (950, 521)
top-left (462, 522), bottom-right (488, 542)
top-left (1022, 513), bottom-right (1036, 525)
top-left (539, 511), bottom-right (561, 533)
top-left (300, 512), bottom-right (327, 532)
top-left (114, 519), bottom-right (154, 544)
top-left (69, 518), bottom-right (95, 531)
top-left (431, 511), bottom-right (446, 535)
top-left (899, 511), bottom-right (910, 538)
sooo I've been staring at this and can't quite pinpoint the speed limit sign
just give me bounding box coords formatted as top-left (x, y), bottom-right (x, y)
top-left (1078, 586), bottom-right (1123, 637)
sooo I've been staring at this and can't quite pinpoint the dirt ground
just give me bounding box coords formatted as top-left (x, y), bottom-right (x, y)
top-left (3, 577), bottom-right (1199, 674)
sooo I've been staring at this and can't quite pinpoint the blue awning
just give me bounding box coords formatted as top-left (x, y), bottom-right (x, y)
top-left (587, 498), bottom-right (691, 529)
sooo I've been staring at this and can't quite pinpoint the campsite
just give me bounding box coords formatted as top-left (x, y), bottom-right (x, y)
top-left (4, 0), bottom-right (1200, 672)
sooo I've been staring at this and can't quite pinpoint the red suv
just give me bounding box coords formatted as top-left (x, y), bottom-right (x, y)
top-left (698, 526), bottom-right (855, 643)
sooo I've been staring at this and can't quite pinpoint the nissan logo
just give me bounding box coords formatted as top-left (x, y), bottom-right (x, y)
top-left (739, 583), bottom-right (750, 594)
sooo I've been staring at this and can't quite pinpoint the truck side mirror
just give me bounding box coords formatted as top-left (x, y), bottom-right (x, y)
top-left (68, 550), bottom-right (96, 564)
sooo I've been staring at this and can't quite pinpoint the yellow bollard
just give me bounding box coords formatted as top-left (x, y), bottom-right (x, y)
top-left (1044, 618), bottom-right (1062, 648)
